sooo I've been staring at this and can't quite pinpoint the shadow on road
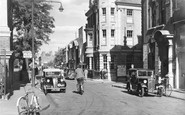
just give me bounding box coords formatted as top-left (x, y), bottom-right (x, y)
top-left (121, 90), bottom-right (156, 97)
top-left (72, 91), bottom-right (83, 95)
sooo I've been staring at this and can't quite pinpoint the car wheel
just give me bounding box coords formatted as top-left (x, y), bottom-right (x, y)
top-left (44, 88), bottom-right (47, 95)
top-left (158, 88), bottom-right (163, 97)
top-left (127, 83), bottom-right (131, 93)
top-left (63, 89), bottom-right (66, 93)
top-left (138, 87), bottom-right (144, 97)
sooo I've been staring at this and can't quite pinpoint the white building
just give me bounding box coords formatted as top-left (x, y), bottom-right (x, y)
top-left (85, 0), bottom-right (142, 81)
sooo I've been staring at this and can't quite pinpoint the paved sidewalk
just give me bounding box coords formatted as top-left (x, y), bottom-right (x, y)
top-left (0, 82), bottom-right (50, 115)
top-left (112, 82), bottom-right (185, 100)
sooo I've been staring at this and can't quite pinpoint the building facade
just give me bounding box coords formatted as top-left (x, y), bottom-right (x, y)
top-left (66, 26), bottom-right (86, 69)
top-left (142, 0), bottom-right (185, 89)
top-left (85, 0), bottom-right (142, 81)
top-left (0, 0), bottom-right (13, 99)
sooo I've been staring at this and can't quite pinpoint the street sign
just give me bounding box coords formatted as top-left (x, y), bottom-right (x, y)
top-left (23, 51), bottom-right (32, 58)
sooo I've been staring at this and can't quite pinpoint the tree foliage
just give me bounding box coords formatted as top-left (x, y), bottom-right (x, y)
top-left (54, 48), bottom-right (64, 66)
top-left (12, 0), bottom-right (55, 56)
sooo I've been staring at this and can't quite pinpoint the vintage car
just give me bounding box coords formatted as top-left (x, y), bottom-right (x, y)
top-left (126, 68), bottom-right (155, 97)
top-left (41, 68), bottom-right (66, 94)
top-left (65, 69), bottom-right (76, 80)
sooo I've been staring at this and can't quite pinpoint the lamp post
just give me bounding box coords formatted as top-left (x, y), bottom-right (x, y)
top-left (31, 0), bottom-right (63, 87)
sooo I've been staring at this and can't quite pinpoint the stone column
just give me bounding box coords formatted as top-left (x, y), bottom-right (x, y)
top-left (89, 57), bottom-right (92, 70)
top-left (99, 54), bottom-right (103, 70)
top-left (107, 54), bottom-right (111, 81)
top-left (168, 39), bottom-right (173, 88)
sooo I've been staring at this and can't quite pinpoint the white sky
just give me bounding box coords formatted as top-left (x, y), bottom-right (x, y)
top-left (40, 0), bottom-right (88, 53)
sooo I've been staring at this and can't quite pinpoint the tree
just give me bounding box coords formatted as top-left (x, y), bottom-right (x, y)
top-left (54, 48), bottom-right (64, 66)
top-left (12, 0), bottom-right (55, 71)
top-left (12, 0), bottom-right (55, 55)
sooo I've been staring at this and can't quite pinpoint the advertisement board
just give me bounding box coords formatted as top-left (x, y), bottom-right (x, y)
top-left (117, 65), bottom-right (126, 76)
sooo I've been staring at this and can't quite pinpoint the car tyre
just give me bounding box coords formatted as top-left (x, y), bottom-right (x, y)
top-left (138, 87), bottom-right (144, 97)
top-left (127, 83), bottom-right (132, 93)
top-left (61, 89), bottom-right (66, 93)
top-left (158, 88), bottom-right (163, 97)
top-left (44, 88), bottom-right (47, 95)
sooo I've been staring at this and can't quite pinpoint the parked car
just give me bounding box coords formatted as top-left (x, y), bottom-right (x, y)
top-left (126, 68), bottom-right (155, 97)
top-left (41, 68), bottom-right (66, 94)
top-left (65, 69), bottom-right (76, 80)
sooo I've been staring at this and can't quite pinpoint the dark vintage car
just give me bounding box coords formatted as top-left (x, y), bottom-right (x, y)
top-left (41, 68), bottom-right (66, 94)
top-left (126, 68), bottom-right (155, 97)
top-left (65, 69), bottom-right (76, 80)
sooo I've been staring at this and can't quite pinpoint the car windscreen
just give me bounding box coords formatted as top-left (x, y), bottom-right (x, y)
top-left (138, 71), bottom-right (153, 76)
top-left (129, 70), bottom-right (136, 75)
top-left (45, 72), bottom-right (61, 76)
top-left (138, 71), bottom-right (147, 76)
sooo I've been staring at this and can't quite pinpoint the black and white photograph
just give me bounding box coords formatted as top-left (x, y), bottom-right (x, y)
top-left (0, 0), bottom-right (185, 115)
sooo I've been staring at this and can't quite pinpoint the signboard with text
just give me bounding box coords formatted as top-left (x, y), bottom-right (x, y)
top-left (117, 65), bottom-right (126, 76)
top-left (23, 51), bottom-right (32, 58)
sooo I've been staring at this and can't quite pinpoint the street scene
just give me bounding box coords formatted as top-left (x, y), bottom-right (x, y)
top-left (41, 80), bottom-right (185, 115)
top-left (1, 0), bottom-right (185, 115)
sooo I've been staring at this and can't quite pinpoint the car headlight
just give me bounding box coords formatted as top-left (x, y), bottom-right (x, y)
top-left (60, 79), bottom-right (64, 82)
top-left (47, 79), bottom-right (50, 82)
top-left (143, 80), bottom-right (147, 83)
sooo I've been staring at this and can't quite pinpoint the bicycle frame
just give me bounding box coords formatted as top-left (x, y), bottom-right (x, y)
top-left (17, 87), bottom-right (40, 115)
top-left (157, 77), bottom-right (172, 97)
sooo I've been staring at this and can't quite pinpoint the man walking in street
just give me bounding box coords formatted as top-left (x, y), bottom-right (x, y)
top-left (75, 65), bottom-right (85, 94)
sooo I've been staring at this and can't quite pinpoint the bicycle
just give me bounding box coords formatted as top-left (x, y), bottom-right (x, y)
top-left (157, 76), bottom-right (172, 97)
top-left (16, 86), bottom-right (41, 115)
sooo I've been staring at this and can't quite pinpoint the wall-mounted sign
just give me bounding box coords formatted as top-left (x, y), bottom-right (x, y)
top-left (117, 65), bottom-right (126, 76)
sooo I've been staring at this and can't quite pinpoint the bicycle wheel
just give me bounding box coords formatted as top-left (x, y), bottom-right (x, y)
top-left (165, 84), bottom-right (172, 97)
top-left (16, 96), bottom-right (28, 115)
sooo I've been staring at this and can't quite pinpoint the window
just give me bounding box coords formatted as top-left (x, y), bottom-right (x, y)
top-left (127, 30), bottom-right (133, 37)
top-left (111, 8), bottom-right (115, 15)
top-left (111, 29), bottom-right (115, 37)
top-left (102, 8), bottom-right (106, 15)
top-left (127, 9), bottom-right (133, 16)
top-left (102, 29), bottom-right (106, 37)
top-left (110, 55), bottom-right (115, 69)
top-left (103, 55), bottom-right (107, 69)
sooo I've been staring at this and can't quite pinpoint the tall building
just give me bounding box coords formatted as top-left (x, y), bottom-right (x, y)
top-left (85, 0), bottom-right (142, 81)
top-left (142, 0), bottom-right (185, 89)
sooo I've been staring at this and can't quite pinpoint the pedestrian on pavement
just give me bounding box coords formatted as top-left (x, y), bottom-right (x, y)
top-left (75, 65), bottom-right (85, 93)
top-left (84, 67), bottom-right (88, 80)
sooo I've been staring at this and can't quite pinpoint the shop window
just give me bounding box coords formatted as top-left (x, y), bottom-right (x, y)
top-left (110, 55), bottom-right (115, 69)
top-left (103, 54), bottom-right (107, 69)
